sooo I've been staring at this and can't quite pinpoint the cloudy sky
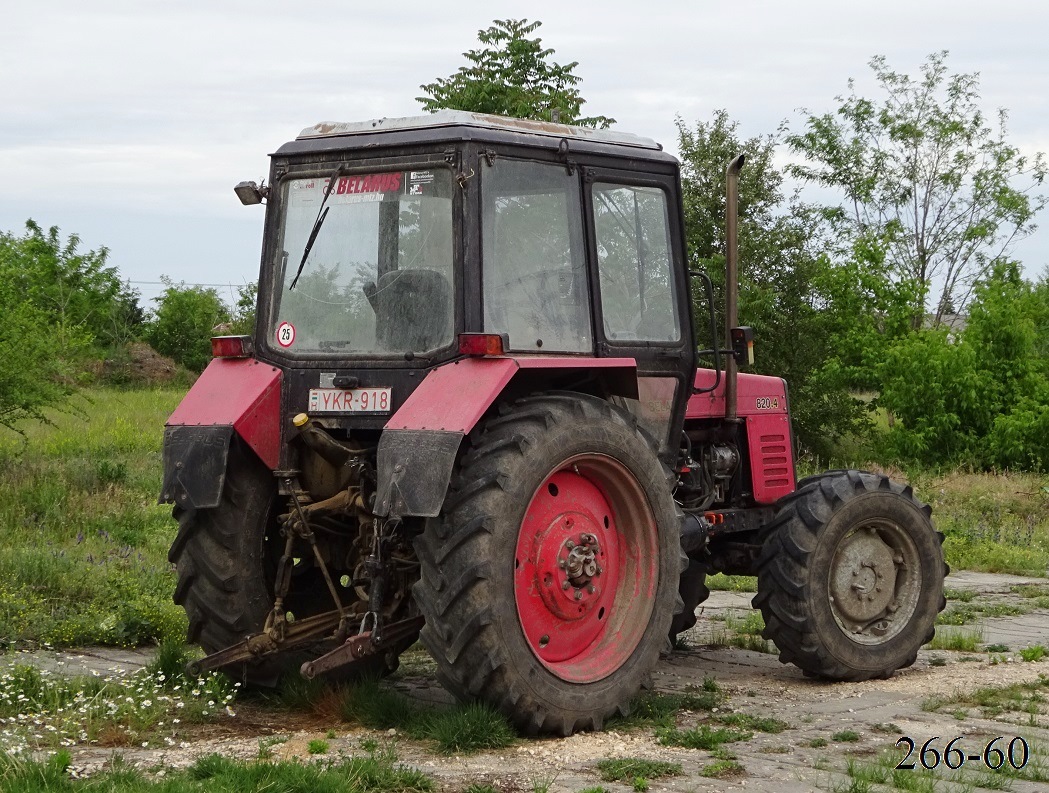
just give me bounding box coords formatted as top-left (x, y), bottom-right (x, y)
top-left (2, 1), bottom-right (1047, 308)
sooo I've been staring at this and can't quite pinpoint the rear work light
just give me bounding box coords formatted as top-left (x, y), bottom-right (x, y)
top-left (458, 332), bottom-right (509, 356)
top-left (211, 335), bottom-right (254, 358)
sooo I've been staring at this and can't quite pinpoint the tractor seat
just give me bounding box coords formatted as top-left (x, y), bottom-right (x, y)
top-left (364, 269), bottom-right (452, 352)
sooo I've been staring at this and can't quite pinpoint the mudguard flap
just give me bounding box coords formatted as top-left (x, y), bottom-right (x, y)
top-left (374, 356), bottom-right (637, 518)
top-left (165, 358), bottom-right (282, 470)
top-left (160, 425), bottom-right (233, 509)
top-left (160, 358), bottom-right (282, 508)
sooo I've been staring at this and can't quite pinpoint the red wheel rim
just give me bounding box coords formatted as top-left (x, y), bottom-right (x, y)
top-left (514, 453), bottom-right (659, 683)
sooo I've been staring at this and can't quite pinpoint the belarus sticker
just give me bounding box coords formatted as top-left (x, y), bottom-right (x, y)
top-left (276, 321), bottom-right (296, 348)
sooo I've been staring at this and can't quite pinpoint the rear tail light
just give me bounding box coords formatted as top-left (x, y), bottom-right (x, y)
top-left (458, 333), bottom-right (509, 356)
top-left (211, 335), bottom-right (254, 358)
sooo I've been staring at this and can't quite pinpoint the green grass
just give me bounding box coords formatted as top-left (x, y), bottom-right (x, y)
top-left (1022, 645), bottom-right (1048, 662)
top-left (0, 387), bottom-right (187, 649)
top-left (608, 688), bottom-right (724, 730)
top-left (937, 602), bottom-right (1028, 625)
top-left (0, 748), bottom-right (433, 792)
top-left (832, 730), bottom-right (861, 742)
top-left (340, 678), bottom-right (515, 754)
top-left (922, 673), bottom-right (1049, 716)
top-left (918, 470), bottom-right (1049, 575)
top-left (925, 627), bottom-right (983, 652)
top-left (705, 574), bottom-right (757, 592)
top-left (594, 758), bottom-right (681, 782)
top-left (700, 758), bottom-right (745, 778)
top-left (656, 725), bottom-right (751, 749)
top-left (706, 610), bottom-right (774, 653)
top-left (713, 712), bottom-right (790, 733)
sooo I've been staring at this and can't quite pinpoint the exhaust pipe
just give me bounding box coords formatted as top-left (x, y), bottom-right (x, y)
top-left (724, 154), bottom-right (745, 421)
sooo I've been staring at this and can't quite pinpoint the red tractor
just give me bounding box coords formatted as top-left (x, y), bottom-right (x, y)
top-left (161, 112), bottom-right (947, 735)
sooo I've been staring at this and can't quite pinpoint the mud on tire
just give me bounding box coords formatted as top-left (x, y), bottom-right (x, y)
top-left (413, 393), bottom-right (681, 736)
top-left (753, 470), bottom-right (948, 681)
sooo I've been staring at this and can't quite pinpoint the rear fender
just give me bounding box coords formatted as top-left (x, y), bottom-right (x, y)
top-left (375, 357), bottom-right (637, 518)
top-left (160, 358), bottom-right (282, 509)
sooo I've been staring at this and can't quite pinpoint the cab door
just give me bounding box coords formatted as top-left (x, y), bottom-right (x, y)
top-left (583, 169), bottom-right (695, 464)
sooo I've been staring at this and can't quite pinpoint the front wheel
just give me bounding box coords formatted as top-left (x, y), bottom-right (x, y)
top-left (413, 393), bottom-right (681, 735)
top-left (753, 470), bottom-right (947, 680)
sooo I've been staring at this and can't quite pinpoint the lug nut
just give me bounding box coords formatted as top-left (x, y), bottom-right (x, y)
top-left (574, 590), bottom-right (582, 601)
top-left (566, 540), bottom-right (575, 550)
top-left (559, 560), bottom-right (566, 569)
top-left (562, 581), bottom-right (570, 590)
top-left (587, 585), bottom-right (595, 594)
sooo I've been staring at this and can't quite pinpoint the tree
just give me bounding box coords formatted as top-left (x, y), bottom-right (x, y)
top-left (0, 220), bottom-right (142, 431)
top-left (677, 111), bottom-right (867, 460)
top-left (0, 220), bottom-right (143, 354)
top-left (785, 51), bottom-right (1047, 324)
top-left (418, 19), bottom-right (614, 128)
top-left (147, 281), bottom-right (230, 372)
top-left (878, 262), bottom-right (1049, 470)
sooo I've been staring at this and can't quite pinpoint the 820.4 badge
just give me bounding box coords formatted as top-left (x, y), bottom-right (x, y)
top-left (896, 736), bottom-right (1029, 771)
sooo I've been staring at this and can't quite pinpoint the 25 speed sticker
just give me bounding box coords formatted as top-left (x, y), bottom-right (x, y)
top-left (896, 736), bottom-right (1029, 771)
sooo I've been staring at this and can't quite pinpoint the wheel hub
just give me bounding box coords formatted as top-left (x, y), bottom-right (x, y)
top-left (829, 521), bottom-right (920, 644)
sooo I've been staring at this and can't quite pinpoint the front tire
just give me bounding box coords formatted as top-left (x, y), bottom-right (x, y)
top-left (413, 393), bottom-right (681, 735)
top-left (753, 470), bottom-right (947, 680)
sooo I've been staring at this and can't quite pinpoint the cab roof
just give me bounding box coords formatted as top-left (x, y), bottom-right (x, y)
top-left (275, 110), bottom-right (677, 164)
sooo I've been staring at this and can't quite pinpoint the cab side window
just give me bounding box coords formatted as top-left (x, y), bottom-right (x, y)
top-left (482, 160), bottom-right (592, 353)
top-left (593, 183), bottom-right (680, 343)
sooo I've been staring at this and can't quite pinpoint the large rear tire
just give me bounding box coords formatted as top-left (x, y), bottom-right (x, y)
top-left (753, 470), bottom-right (947, 680)
top-left (168, 439), bottom-right (409, 683)
top-left (414, 393), bottom-right (681, 735)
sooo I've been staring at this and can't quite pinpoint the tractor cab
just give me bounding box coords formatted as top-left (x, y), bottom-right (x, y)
top-left (252, 112), bottom-right (696, 465)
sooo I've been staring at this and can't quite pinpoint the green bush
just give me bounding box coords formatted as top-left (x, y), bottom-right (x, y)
top-left (146, 281), bottom-right (230, 372)
top-left (878, 263), bottom-right (1049, 471)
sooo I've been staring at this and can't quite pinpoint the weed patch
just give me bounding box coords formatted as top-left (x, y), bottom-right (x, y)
top-left (609, 689), bottom-right (724, 730)
top-left (926, 627), bottom-right (983, 652)
top-left (656, 725), bottom-right (751, 749)
top-left (922, 673), bottom-right (1049, 716)
top-left (700, 758), bottom-right (745, 778)
top-left (713, 712), bottom-right (789, 733)
top-left (595, 758), bottom-right (681, 782)
top-left (340, 679), bottom-right (514, 754)
top-left (832, 730), bottom-right (860, 742)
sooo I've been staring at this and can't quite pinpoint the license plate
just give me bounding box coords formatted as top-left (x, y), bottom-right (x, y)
top-left (308, 387), bottom-right (391, 413)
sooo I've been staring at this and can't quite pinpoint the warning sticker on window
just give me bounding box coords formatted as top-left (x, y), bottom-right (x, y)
top-left (276, 321), bottom-right (296, 348)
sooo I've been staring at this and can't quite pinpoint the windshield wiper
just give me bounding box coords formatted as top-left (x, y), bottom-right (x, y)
top-left (289, 164), bottom-right (344, 290)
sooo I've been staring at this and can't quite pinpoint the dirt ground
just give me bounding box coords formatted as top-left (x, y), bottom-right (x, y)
top-left (20, 571), bottom-right (1049, 792)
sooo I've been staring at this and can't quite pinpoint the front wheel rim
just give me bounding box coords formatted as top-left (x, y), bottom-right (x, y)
top-left (514, 453), bottom-right (659, 683)
top-left (827, 518), bottom-right (922, 645)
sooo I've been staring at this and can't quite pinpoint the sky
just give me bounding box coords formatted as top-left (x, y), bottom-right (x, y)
top-left (2, 0), bottom-right (1047, 309)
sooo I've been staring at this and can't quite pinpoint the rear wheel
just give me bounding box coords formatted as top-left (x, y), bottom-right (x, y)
top-left (168, 440), bottom-right (409, 683)
top-left (753, 470), bottom-right (947, 680)
top-left (414, 393), bottom-right (681, 735)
